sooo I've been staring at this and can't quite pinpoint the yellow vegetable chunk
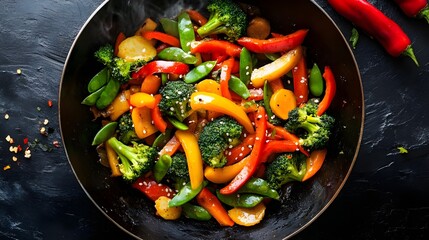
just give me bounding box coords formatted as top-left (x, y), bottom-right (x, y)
top-left (251, 46), bottom-right (302, 88)
top-left (129, 92), bottom-right (156, 109)
top-left (228, 203), bottom-right (266, 227)
top-left (196, 79), bottom-right (221, 95)
top-left (131, 107), bottom-right (158, 139)
top-left (117, 35), bottom-right (156, 62)
top-left (269, 88), bottom-right (297, 120)
top-left (204, 156), bottom-right (249, 184)
top-left (154, 196), bottom-right (182, 220)
top-left (108, 90), bottom-right (131, 121)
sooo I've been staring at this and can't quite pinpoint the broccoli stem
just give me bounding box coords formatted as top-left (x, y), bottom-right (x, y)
top-left (197, 16), bottom-right (223, 37)
top-left (107, 137), bottom-right (138, 165)
top-left (306, 116), bottom-right (322, 124)
top-left (300, 121), bottom-right (320, 134)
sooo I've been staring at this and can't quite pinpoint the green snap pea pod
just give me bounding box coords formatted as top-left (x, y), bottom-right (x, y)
top-left (91, 122), bottom-right (118, 146)
top-left (182, 203), bottom-right (212, 221)
top-left (216, 190), bottom-right (264, 208)
top-left (87, 67), bottom-right (109, 93)
top-left (237, 177), bottom-right (280, 200)
top-left (177, 12), bottom-right (195, 53)
top-left (81, 86), bottom-right (106, 106)
top-left (158, 47), bottom-right (198, 64)
top-left (161, 73), bottom-right (168, 85)
top-left (95, 78), bottom-right (121, 109)
top-left (169, 181), bottom-right (207, 207)
top-left (153, 154), bottom-right (172, 183)
top-left (152, 128), bottom-right (172, 148)
top-left (229, 75), bottom-right (250, 99)
top-left (263, 80), bottom-right (275, 119)
top-left (184, 61), bottom-right (216, 83)
top-left (309, 63), bottom-right (324, 97)
top-left (264, 53), bottom-right (280, 62)
top-left (239, 47), bottom-right (252, 85)
top-left (168, 117), bottom-right (189, 130)
top-left (160, 18), bottom-right (179, 38)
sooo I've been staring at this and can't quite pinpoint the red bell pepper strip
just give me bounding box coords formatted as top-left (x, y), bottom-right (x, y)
top-left (225, 134), bottom-right (256, 165)
top-left (393, 0), bottom-right (429, 23)
top-left (220, 106), bottom-right (267, 194)
top-left (186, 9), bottom-right (208, 26)
top-left (151, 95), bottom-right (168, 133)
top-left (132, 60), bottom-right (189, 80)
top-left (248, 88), bottom-right (264, 101)
top-left (327, 0), bottom-right (419, 66)
top-left (159, 135), bottom-right (181, 157)
top-left (220, 58), bottom-right (235, 100)
top-left (132, 176), bottom-right (175, 201)
top-left (114, 32), bottom-right (126, 56)
top-left (317, 66), bottom-right (336, 116)
top-left (142, 31), bottom-right (180, 47)
top-left (237, 29), bottom-right (308, 53)
top-left (259, 140), bottom-right (300, 163)
top-left (190, 40), bottom-right (242, 57)
top-left (266, 122), bottom-right (310, 157)
top-left (196, 188), bottom-right (234, 227)
top-left (302, 149), bottom-right (327, 181)
top-left (292, 55), bottom-right (309, 105)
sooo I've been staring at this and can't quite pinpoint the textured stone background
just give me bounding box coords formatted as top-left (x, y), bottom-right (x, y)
top-left (0, 0), bottom-right (428, 239)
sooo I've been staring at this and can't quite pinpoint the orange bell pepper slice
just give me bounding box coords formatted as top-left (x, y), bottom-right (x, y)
top-left (131, 107), bottom-right (158, 139)
top-left (204, 156), bottom-right (249, 184)
top-left (130, 92), bottom-right (156, 109)
top-left (302, 149), bottom-right (327, 181)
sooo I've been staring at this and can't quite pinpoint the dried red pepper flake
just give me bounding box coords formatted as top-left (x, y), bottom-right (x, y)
top-left (48, 100), bottom-right (53, 107)
top-left (23, 138), bottom-right (29, 145)
top-left (17, 145), bottom-right (22, 152)
top-left (52, 140), bottom-right (61, 148)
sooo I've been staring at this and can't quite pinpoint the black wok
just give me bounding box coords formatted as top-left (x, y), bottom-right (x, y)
top-left (59, 0), bottom-right (364, 239)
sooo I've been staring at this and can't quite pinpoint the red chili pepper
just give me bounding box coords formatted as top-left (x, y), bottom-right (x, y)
top-left (142, 31), bottom-right (180, 47)
top-left (190, 40), bottom-right (242, 57)
top-left (132, 60), bottom-right (189, 80)
top-left (225, 134), bottom-right (255, 165)
top-left (196, 188), bottom-right (234, 226)
top-left (220, 58), bottom-right (235, 100)
top-left (317, 66), bottom-right (336, 116)
top-left (259, 140), bottom-right (299, 163)
top-left (237, 29), bottom-right (308, 53)
top-left (132, 176), bottom-right (174, 201)
top-left (151, 95), bottom-right (168, 133)
top-left (220, 106), bottom-right (267, 194)
top-left (266, 122), bottom-right (310, 157)
top-left (292, 55), bottom-right (309, 106)
top-left (327, 0), bottom-right (419, 66)
top-left (393, 0), bottom-right (429, 22)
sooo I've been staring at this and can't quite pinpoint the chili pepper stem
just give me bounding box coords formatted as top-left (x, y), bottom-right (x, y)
top-left (403, 45), bottom-right (419, 67)
top-left (419, 6), bottom-right (429, 24)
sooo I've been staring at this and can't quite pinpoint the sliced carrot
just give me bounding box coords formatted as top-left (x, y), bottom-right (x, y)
top-left (159, 135), bottom-right (181, 156)
top-left (302, 149), bottom-right (327, 181)
top-left (141, 74), bottom-right (162, 94)
top-left (269, 88), bottom-right (296, 120)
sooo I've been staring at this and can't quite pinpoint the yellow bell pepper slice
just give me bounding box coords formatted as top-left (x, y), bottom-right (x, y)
top-left (130, 92), bottom-right (156, 109)
top-left (190, 92), bottom-right (255, 134)
top-left (251, 46), bottom-right (303, 88)
top-left (269, 88), bottom-right (297, 120)
top-left (196, 79), bottom-right (221, 95)
top-left (108, 90), bottom-right (131, 121)
top-left (204, 156), bottom-right (249, 184)
top-left (175, 130), bottom-right (204, 190)
top-left (132, 107), bottom-right (158, 139)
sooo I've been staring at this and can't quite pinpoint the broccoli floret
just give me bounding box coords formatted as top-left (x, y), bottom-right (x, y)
top-left (265, 153), bottom-right (307, 190)
top-left (94, 44), bottom-right (114, 65)
top-left (117, 112), bottom-right (139, 144)
top-left (197, 0), bottom-right (247, 41)
top-left (106, 137), bottom-right (158, 182)
top-left (285, 102), bottom-right (335, 151)
top-left (165, 152), bottom-right (190, 188)
top-left (198, 116), bottom-right (243, 168)
top-left (158, 81), bottom-right (196, 122)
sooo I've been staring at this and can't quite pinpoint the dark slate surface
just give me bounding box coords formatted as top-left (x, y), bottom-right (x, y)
top-left (0, 0), bottom-right (428, 239)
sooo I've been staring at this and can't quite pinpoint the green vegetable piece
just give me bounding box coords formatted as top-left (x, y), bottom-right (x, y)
top-left (239, 47), bottom-right (252, 85)
top-left (160, 18), bottom-right (179, 38)
top-left (182, 203), bottom-right (212, 221)
top-left (92, 122), bottom-right (118, 146)
top-left (264, 53), bottom-right (280, 61)
top-left (158, 47), bottom-right (198, 64)
top-left (184, 61), bottom-right (216, 83)
top-left (263, 80), bottom-right (274, 118)
top-left (168, 117), bottom-right (189, 130)
top-left (309, 63), bottom-right (324, 97)
top-left (81, 86), bottom-right (106, 106)
top-left (153, 154), bottom-right (173, 182)
top-left (161, 73), bottom-right (168, 85)
top-left (169, 181), bottom-right (207, 207)
top-left (88, 67), bottom-right (109, 93)
top-left (397, 146), bottom-right (408, 154)
top-left (178, 12), bottom-right (195, 52)
top-left (216, 190), bottom-right (264, 208)
top-left (152, 129), bottom-right (172, 148)
top-left (237, 178), bottom-right (280, 200)
top-left (229, 75), bottom-right (250, 99)
top-left (95, 78), bottom-right (121, 109)
top-left (349, 28), bottom-right (359, 50)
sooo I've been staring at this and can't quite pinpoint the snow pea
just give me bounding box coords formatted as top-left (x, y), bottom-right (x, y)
top-left (184, 61), bottom-right (216, 83)
top-left (160, 18), bottom-right (179, 38)
top-left (158, 47), bottom-right (198, 64)
top-left (152, 128), bottom-right (172, 148)
top-left (81, 86), bottom-right (106, 106)
top-left (169, 181), bottom-right (207, 207)
top-left (161, 73), bottom-right (168, 85)
top-left (91, 122), bottom-right (118, 146)
top-left (168, 117), bottom-right (189, 130)
top-left (237, 177), bottom-right (280, 200)
top-left (229, 75), bottom-right (250, 99)
top-left (264, 53), bottom-right (280, 61)
top-left (182, 203), bottom-right (212, 221)
top-left (263, 80), bottom-right (275, 119)
top-left (309, 63), bottom-right (324, 97)
top-left (239, 47), bottom-right (252, 85)
top-left (153, 154), bottom-right (172, 182)
top-left (87, 67), bottom-right (109, 93)
top-left (177, 12), bottom-right (195, 52)
top-left (216, 190), bottom-right (264, 208)
top-left (95, 78), bottom-right (121, 109)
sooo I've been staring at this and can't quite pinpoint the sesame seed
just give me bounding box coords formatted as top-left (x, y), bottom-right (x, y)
top-left (43, 119), bottom-right (49, 125)
top-left (17, 68), bottom-right (22, 74)
top-left (12, 156), bottom-right (17, 161)
top-left (4, 114), bottom-right (9, 120)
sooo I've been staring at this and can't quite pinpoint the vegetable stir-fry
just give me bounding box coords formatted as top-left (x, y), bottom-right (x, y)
top-left (84, 0), bottom-right (337, 227)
